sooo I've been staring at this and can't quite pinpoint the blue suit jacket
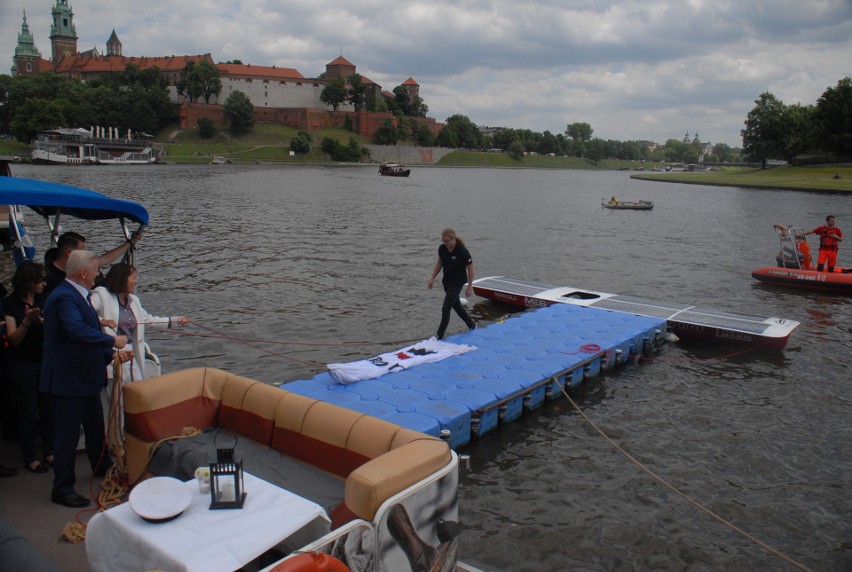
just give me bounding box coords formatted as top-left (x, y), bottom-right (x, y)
top-left (39, 280), bottom-right (116, 397)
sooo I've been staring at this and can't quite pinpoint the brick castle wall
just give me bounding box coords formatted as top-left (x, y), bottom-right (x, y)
top-left (179, 103), bottom-right (442, 140)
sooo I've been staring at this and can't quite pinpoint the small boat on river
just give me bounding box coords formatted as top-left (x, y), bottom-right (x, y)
top-left (472, 276), bottom-right (799, 349)
top-left (602, 198), bottom-right (654, 210)
top-left (378, 163), bottom-right (410, 177)
top-left (752, 224), bottom-right (852, 294)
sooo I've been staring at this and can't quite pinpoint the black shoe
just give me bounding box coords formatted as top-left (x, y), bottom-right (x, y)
top-left (26, 461), bottom-right (50, 474)
top-left (51, 490), bottom-right (91, 508)
top-left (0, 465), bottom-right (18, 478)
top-left (469, 324), bottom-right (477, 332)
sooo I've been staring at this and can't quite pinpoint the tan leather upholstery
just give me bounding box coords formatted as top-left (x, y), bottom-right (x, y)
top-left (123, 367), bottom-right (452, 523)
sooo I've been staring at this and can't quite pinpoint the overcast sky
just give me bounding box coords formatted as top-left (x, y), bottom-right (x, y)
top-left (3, 0), bottom-right (851, 147)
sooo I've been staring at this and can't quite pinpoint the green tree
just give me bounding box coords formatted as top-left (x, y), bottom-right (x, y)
top-left (393, 86), bottom-right (411, 115)
top-left (177, 60), bottom-right (222, 104)
top-left (289, 131), bottom-right (311, 153)
top-left (223, 90), bottom-right (255, 134)
top-left (782, 103), bottom-right (817, 161)
top-left (507, 140), bottom-right (525, 161)
top-left (710, 143), bottom-right (733, 163)
top-left (9, 98), bottom-right (64, 142)
top-left (741, 92), bottom-right (787, 168)
top-left (565, 122), bottom-right (593, 142)
top-left (197, 116), bottom-right (216, 139)
top-left (538, 130), bottom-right (557, 155)
top-left (491, 128), bottom-right (516, 151)
top-left (177, 60), bottom-right (201, 102)
top-left (373, 119), bottom-right (399, 145)
top-left (565, 122), bottom-right (593, 157)
top-left (321, 77), bottom-right (347, 111)
top-left (194, 60), bottom-right (222, 104)
top-left (346, 74), bottom-right (366, 110)
top-left (438, 114), bottom-right (481, 149)
top-left (584, 138), bottom-right (606, 164)
top-left (414, 122), bottom-right (436, 146)
top-left (320, 136), bottom-right (365, 161)
top-left (814, 77), bottom-right (852, 156)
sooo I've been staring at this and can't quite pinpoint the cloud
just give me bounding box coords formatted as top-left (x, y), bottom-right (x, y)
top-left (2, 0), bottom-right (851, 147)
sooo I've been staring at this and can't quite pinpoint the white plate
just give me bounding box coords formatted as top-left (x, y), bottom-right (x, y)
top-left (129, 476), bottom-right (192, 522)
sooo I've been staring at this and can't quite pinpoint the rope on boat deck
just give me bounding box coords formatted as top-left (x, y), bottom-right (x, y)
top-left (58, 357), bottom-right (202, 544)
top-left (559, 385), bottom-right (814, 572)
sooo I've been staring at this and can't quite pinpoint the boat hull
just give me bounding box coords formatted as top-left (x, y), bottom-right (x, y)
top-left (602, 200), bottom-right (653, 210)
top-left (378, 164), bottom-right (411, 177)
top-left (472, 276), bottom-right (798, 350)
top-left (752, 266), bottom-right (852, 294)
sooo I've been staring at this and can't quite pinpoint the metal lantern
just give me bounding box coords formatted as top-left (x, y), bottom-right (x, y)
top-left (209, 431), bottom-right (246, 509)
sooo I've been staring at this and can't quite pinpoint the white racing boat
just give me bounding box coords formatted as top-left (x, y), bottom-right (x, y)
top-left (472, 276), bottom-right (799, 350)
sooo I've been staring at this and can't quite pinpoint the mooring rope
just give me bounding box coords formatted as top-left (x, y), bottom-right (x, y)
top-left (559, 385), bottom-right (813, 571)
top-left (149, 319), bottom-right (423, 349)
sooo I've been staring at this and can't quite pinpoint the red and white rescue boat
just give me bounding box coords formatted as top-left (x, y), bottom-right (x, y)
top-left (751, 224), bottom-right (852, 294)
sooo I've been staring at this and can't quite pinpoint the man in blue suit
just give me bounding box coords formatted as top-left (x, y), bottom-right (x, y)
top-left (40, 250), bottom-right (131, 508)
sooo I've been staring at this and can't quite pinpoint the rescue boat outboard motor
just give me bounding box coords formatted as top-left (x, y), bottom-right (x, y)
top-left (776, 246), bottom-right (805, 269)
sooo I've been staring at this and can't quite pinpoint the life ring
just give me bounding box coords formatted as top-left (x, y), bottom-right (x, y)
top-left (268, 553), bottom-right (349, 572)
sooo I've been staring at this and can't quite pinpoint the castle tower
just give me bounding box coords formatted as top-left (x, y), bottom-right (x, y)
top-left (402, 77), bottom-right (420, 100)
top-left (12, 11), bottom-right (43, 77)
top-left (326, 55), bottom-right (356, 79)
top-left (50, 0), bottom-right (78, 66)
top-left (106, 29), bottom-right (122, 56)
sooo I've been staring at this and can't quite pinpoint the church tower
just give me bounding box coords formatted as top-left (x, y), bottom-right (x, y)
top-left (50, 0), bottom-right (78, 66)
top-left (12, 11), bottom-right (43, 77)
top-left (106, 29), bottom-right (122, 56)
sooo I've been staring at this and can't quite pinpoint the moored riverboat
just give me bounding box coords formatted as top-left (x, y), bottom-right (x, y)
top-left (31, 127), bottom-right (161, 165)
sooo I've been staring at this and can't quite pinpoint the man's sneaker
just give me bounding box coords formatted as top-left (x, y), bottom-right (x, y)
top-left (469, 324), bottom-right (476, 332)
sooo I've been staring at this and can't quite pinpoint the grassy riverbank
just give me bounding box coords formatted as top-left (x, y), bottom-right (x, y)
top-left (3, 126), bottom-right (850, 193)
top-left (632, 165), bottom-right (852, 192)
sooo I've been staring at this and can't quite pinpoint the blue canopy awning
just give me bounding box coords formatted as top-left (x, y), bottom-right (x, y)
top-left (0, 176), bottom-right (149, 225)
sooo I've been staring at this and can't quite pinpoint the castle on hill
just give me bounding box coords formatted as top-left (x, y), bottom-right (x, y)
top-left (10, 1), bottom-right (439, 138)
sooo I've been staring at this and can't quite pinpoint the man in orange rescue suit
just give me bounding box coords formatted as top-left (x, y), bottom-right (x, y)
top-left (802, 215), bottom-right (843, 272)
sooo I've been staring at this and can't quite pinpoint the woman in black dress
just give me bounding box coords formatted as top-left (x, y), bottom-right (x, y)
top-left (3, 261), bottom-right (53, 473)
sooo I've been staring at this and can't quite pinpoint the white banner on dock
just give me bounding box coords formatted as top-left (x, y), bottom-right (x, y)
top-left (328, 338), bottom-right (476, 384)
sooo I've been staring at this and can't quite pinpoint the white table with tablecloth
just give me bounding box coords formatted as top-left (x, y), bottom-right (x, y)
top-left (86, 472), bottom-right (330, 572)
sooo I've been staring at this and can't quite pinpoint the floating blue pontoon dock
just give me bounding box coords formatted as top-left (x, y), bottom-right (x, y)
top-left (284, 304), bottom-right (667, 449)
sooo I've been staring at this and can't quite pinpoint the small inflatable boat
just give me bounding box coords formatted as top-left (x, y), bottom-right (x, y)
top-left (752, 224), bottom-right (852, 294)
top-left (602, 199), bottom-right (653, 210)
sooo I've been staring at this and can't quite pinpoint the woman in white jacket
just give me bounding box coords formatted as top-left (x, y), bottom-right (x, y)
top-left (90, 263), bottom-right (188, 386)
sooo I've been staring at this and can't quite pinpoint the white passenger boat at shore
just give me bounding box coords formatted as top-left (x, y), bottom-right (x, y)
top-left (31, 127), bottom-right (161, 165)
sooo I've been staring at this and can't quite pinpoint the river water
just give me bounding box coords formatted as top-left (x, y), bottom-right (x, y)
top-left (4, 164), bottom-right (850, 571)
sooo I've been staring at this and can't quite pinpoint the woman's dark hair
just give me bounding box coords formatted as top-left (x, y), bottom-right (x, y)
top-left (103, 263), bottom-right (137, 294)
top-left (11, 261), bottom-right (45, 295)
